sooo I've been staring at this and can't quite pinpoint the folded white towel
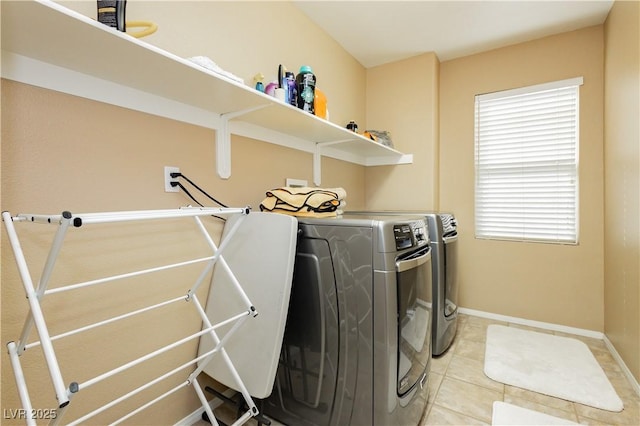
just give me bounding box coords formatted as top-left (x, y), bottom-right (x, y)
top-left (187, 56), bottom-right (244, 84)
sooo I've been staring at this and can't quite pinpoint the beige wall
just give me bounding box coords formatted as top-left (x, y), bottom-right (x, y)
top-left (439, 26), bottom-right (605, 331)
top-left (365, 53), bottom-right (440, 210)
top-left (1, 1), bottom-right (368, 423)
top-left (604, 0), bottom-right (640, 382)
top-left (3, 0), bottom-right (639, 422)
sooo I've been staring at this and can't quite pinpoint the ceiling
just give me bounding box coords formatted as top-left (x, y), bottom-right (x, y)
top-left (292, 0), bottom-right (614, 68)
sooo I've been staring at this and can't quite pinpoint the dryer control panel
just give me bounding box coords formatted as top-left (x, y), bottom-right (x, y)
top-left (393, 221), bottom-right (428, 250)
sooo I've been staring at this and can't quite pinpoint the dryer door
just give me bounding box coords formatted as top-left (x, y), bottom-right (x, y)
top-left (266, 237), bottom-right (339, 426)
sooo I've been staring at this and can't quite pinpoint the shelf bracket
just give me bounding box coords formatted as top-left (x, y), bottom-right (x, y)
top-left (313, 144), bottom-right (322, 186)
top-left (216, 104), bottom-right (272, 179)
top-left (313, 139), bottom-right (355, 186)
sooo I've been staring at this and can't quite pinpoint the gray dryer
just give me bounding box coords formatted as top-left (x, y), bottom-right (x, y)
top-left (264, 215), bottom-right (432, 426)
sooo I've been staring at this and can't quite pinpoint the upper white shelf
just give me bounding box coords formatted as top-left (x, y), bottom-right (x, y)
top-left (1, 0), bottom-right (413, 181)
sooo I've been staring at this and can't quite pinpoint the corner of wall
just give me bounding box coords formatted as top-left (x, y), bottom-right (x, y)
top-left (602, 0), bottom-right (640, 384)
top-left (363, 52), bottom-right (441, 210)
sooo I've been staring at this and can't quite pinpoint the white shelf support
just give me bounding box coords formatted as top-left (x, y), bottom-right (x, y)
top-left (313, 144), bottom-right (322, 186)
top-left (313, 139), bottom-right (356, 186)
top-left (217, 105), bottom-right (272, 179)
top-left (217, 118), bottom-right (232, 180)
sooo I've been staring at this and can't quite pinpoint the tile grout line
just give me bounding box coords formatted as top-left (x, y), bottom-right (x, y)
top-left (430, 316), bottom-right (498, 424)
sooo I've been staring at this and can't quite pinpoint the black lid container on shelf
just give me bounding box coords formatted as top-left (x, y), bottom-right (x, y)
top-left (296, 65), bottom-right (316, 114)
top-left (97, 0), bottom-right (127, 32)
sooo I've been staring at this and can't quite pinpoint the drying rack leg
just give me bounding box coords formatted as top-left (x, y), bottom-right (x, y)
top-left (202, 387), bottom-right (271, 426)
top-left (7, 342), bottom-right (36, 426)
top-left (16, 211), bottom-right (72, 355)
top-left (193, 377), bottom-right (219, 426)
top-left (2, 212), bottom-right (69, 409)
top-left (191, 294), bottom-right (258, 420)
top-left (189, 214), bottom-right (255, 314)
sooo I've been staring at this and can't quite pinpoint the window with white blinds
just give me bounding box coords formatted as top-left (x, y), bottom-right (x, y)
top-left (474, 77), bottom-right (583, 244)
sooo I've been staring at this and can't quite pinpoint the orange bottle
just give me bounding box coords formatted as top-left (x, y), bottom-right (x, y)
top-left (314, 88), bottom-right (327, 119)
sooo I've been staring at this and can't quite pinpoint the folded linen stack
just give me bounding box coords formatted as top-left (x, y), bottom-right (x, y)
top-left (259, 187), bottom-right (346, 218)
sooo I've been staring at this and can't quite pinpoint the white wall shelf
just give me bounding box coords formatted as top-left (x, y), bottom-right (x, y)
top-left (1, 0), bottom-right (413, 185)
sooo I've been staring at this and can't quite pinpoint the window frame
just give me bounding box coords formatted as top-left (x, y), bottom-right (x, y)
top-left (474, 77), bottom-right (583, 245)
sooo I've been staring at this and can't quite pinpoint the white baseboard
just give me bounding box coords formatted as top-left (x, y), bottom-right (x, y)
top-left (603, 335), bottom-right (640, 397)
top-left (459, 307), bottom-right (640, 398)
top-left (175, 387), bottom-right (237, 426)
top-left (458, 307), bottom-right (604, 339)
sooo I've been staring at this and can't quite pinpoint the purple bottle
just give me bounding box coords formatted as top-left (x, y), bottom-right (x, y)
top-left (285, 72), bottom-right (297, 107)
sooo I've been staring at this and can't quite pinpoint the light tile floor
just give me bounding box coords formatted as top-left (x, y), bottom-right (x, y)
top-left (198, 313), bottom-right (640, 425)
top-left (421, 314), bottom-right (640, 425)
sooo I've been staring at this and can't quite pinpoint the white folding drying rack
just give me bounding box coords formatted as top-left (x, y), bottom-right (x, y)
top-left (2, 206), bottom-right (260, 426)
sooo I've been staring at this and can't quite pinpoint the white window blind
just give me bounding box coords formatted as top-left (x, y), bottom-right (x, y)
top-left (474, 77), bottom-right (583, 244)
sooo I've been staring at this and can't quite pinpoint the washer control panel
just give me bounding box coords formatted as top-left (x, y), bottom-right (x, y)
top-left (440, 213), bottom-right (457, 237)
